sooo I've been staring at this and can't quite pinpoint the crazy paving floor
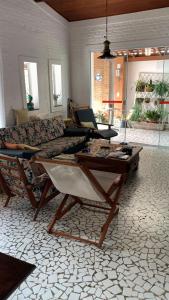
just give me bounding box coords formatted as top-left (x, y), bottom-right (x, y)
top-left (0, 147), bottom-right (169, 300)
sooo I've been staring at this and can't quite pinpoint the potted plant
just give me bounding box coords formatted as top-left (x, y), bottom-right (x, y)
top-left (136, 80), bottom-right (146, 92)
top-left (144, 97), bottom-right (151, 103)
top-left (130, 103), bottom-right (143, 122)
top-left (144, 109), bottom-right (161, 122)
top-left (135, 97), bottom-right (144, 105)
top-left (154, 81), bottom-right (169, 99)
top-left (145, 79), bottom-right (154, 92)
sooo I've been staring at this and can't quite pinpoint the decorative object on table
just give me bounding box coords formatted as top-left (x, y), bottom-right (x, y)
top-left (27, 94), bottom-right (34, 111)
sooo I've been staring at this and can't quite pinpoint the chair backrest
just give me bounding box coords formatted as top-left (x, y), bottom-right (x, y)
top-left (40, 160), bottom-right (105, 202)
top-left (74, 108), bottom-right (98, 129)
top-left (0, 155), bottom-right (38, 207)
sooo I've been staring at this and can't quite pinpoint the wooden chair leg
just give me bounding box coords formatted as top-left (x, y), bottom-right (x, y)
top-left (98, 205), bottom-right (119, 248)
top-left (33, 180), bottom-right (53, 221)
top-left (48, 194), bottom-right (69, 233)
top-left (4, 196), bottom-right (11, 207)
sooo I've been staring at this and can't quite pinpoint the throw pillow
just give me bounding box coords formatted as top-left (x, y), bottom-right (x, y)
top-left (4, 142), bottom-right (40, 152)
top-left (80, 121), bottom-right (96, 129)
top-left (13, 109), bottom-right (29, 125)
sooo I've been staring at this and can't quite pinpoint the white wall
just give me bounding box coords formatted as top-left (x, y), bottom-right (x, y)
top-left (70, 8), bottom-right (169, 107)
top-left (0, 0), bottom-right (70, 126)
top-left (127, 60), bottom-right (166, 112)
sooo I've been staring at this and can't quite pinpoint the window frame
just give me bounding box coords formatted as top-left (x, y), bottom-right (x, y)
top-left (49, 59), bottom-right (64, 112)
top-left (19, 56), bottom-right (40, 110)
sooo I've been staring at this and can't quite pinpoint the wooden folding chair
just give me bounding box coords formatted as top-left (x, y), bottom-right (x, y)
top-left (34, 157), bottom-right (124, 248)
top-left (0, 155), bottom-right (59, 220)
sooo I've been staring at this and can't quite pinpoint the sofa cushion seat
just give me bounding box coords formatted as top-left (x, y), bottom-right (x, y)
top-left (36, 136), bottom-right (86, 158)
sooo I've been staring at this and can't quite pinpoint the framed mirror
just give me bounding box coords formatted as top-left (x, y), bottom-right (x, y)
top-left (49, 59), bottom-right (63, 112)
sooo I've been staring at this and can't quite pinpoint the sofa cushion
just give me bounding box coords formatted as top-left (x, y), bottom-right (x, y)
top-left (40, 119), bottom-right (56, 142)
top-left (2, 125), bottom-right (29, 144)
top-left (25, 121), bottom-right (42, 146)
top-left (52, 116), bottom-right (65, 138)
top-left (36, 136), bottom-right (86, 158)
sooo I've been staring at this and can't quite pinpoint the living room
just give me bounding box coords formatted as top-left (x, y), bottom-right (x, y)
top-left (0, 0), bottom-right (169, 300)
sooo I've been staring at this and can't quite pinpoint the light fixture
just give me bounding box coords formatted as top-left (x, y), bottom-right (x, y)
top-left (95, 73), bottom-right (103, 81)
top-left (98, 0), bottom-right (116, 59)
top-left (145, 48), bottom-right (152, 56)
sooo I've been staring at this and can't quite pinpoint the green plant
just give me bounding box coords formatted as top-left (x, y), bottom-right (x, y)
top-left (144, 110), bottom-right (161, 122)
top-left (95, 111), bottom-right (109, 123)
top-left (135, 97), bottom-right (144, 104)
top-left (145, 79), bottom-right (155, 92)
top-left (154, 81), bottom-right (169, 98)
top-left (130, 103), bottom-right (143, 122)
top-left (136, 80), bottom-right (146, 92)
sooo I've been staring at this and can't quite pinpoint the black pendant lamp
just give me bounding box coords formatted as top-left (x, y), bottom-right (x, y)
top-left (98, 0), bottom-right (116, 59)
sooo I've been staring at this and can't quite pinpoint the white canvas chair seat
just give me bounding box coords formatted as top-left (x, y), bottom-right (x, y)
top-left (34, 158), bottom-right (124, 247)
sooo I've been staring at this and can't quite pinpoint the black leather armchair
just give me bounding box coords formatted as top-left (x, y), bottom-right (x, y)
top-left (74, 108), bottom-right (118, 140)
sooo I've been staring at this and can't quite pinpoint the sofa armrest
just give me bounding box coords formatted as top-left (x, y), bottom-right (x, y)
top-left (63, 127), bottom-right (91, 137)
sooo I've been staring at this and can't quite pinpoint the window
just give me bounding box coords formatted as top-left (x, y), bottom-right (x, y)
top-left (19, 57), bottom-right (40, 111)
top-left (49, 60), bottom-right (63, 112)
top-left (24, 62), bottom-right (39, 110)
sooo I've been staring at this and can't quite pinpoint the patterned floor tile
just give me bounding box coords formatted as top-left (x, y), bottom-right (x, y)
top-left (0, 146), bottom-right (169, 299)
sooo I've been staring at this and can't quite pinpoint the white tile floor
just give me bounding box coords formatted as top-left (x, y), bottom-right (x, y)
top-left (0, 146), bottom-right (169, 299)
top-left (112, 128), bottom-right (169, 147)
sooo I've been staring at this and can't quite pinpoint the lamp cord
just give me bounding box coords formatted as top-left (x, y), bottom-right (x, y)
top-left (105, 0), bottom-right (108, 40)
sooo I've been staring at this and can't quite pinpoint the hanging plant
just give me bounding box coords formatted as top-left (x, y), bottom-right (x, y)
top-left (154, 81), bottom-right (169, 98)
top-left (145, 79), bottom-right (154, 92)
top-left (136, 80), bottom-right (146, 92)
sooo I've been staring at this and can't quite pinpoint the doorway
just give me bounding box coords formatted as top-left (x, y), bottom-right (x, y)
top-left (91, 47), bottom-right (169, 146)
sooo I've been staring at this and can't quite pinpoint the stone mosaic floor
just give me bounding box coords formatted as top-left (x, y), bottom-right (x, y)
top-left (112, 128), bottom-right (169, 147)
top-left (0, 147), bottom-right (169, 300)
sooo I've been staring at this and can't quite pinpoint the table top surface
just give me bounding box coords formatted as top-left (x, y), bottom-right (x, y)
top-left (76, 142), bottom-right (143, 163)
top-left (0, 252), bottom-right (35, 300)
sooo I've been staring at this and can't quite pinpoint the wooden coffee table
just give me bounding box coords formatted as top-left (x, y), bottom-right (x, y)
top-left (75, 143), bottom-right (143, 178)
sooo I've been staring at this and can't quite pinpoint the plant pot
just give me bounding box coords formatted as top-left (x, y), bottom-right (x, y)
top-left (135, 98), bottom-right (144, 105)
top-left (144, 98), bottom-right (150, 103)
top-left (130, 121), bottom-right (164, 131)
top-left (145, 86), bottom-right (154, 92)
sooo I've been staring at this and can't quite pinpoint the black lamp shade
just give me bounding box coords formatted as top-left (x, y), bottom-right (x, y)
top-left (98, 40), bottom-right (116, 59)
